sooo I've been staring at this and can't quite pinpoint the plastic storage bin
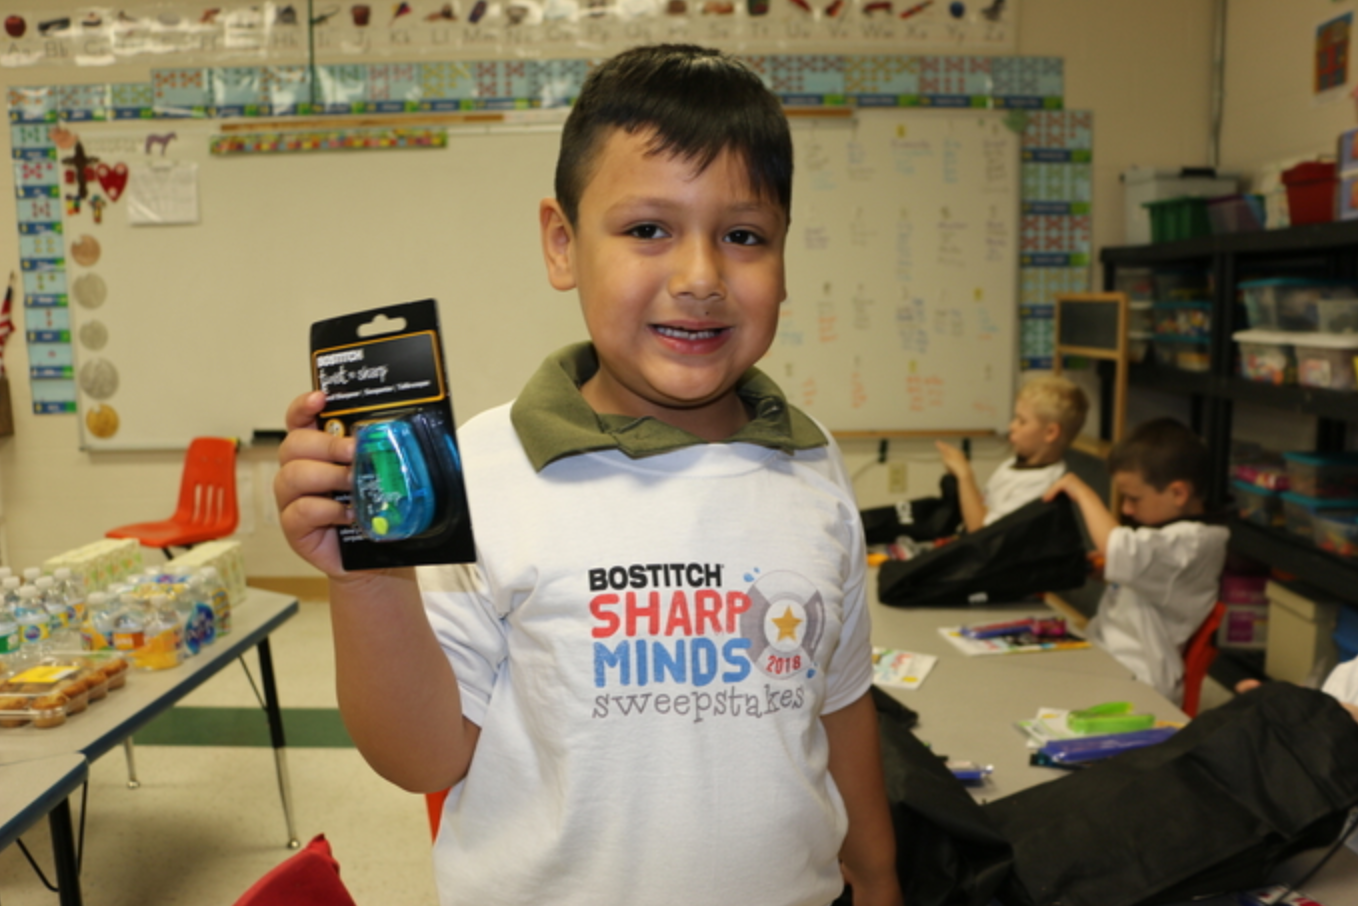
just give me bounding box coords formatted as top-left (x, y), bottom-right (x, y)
top-left (1129, 300), bottom-right (1153, 333)
top-left (1282, 451), bottom-right (1358, 498)
top-left (1175, 301), bottom-right (1212, 338)
top-left (1206, 194), bottom-right (1266, 233)
top-left (1295, 335), bottom-right (1358, 389)
top-left (1234, 330), bottom-right (1296, 384)
top-left (1127, 331), bottom-right (1151, 363)
top-left (1282, 161), bottom-right (1338, 225)
top-left (1114, 268), bottom-right (1154, 301)
top-left (1233, 479), bottom-right (1285, 528)
top-left (1153, 269), bottom-right (1211, 301)
top-left (1279, 490), bottom-right (1358, 539)
top-left (1314, 512), bottom-right (1358, 558)
top-left (1153, 338), bottom-right (1210, 371)
top-left (1143, 197), bottom-right (1212, 243)
top-left (1122, 168), bottom-right (1239, 245)
top-left (1237, 279), bottom-right (1358, 331)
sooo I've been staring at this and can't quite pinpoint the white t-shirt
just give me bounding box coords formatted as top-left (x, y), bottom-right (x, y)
top-left (983, 456), bottom-right (1067, 526)
top-left (419, 403), bottom-right (873, 906)
top-left (1323, 658), bottom-right (1358, 705)
top-left (1087, 520), bottom-right (1230, 705)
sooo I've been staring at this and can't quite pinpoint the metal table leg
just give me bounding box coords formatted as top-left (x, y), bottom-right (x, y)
top-left (256, 637), bottom-right (300, 849)
top-left (48, 798), bottom-right (84, 906)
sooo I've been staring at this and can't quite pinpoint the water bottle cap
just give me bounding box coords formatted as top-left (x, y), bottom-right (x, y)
top-left (3, 577), bottom-right (19, 589)
top-left (35, 576), bottom-right (54, 588)
top-left (54, 567), bottom-right (71, 580)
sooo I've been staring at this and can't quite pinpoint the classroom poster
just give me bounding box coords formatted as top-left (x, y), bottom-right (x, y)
top-left (1315, 10), bottom-right (1353, 102)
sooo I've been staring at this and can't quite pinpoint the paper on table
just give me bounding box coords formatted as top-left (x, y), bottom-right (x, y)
top-left (871, 647), bottom-right (939, 690)
top-left (938, 625), bottom-right (1090, 657)
top-left (127, 162), bottom-right (200, 226)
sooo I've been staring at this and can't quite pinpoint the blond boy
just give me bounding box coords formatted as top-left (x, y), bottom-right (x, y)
top-left (937, 375), bottom-right (1089, 533)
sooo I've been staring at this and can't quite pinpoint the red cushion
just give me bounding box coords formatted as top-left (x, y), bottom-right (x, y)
top-left (232, 835), bottom-right (358, 906)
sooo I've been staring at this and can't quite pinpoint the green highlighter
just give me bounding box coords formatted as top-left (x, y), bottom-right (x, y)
top-left (1067, 702), bottom-right (1157, 735)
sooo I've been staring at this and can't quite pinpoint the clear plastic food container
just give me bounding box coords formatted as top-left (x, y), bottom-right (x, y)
top-left (0, 654), bottom-right (126, 729)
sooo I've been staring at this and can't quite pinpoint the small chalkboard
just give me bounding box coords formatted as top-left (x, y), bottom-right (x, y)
top-left (1057, 295), bottom-right (1124, 352)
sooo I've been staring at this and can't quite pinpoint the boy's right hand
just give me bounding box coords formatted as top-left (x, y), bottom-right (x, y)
top-left (273, 391), bottom-right (356, 579)
top-left (935, 440), bottom-right (972, 480)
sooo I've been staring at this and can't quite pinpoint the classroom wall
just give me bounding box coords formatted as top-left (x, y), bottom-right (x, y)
top-left (0, 0), bottom-right (1218, 580)
top-left (1218, 0), bottom-right (1355, 181)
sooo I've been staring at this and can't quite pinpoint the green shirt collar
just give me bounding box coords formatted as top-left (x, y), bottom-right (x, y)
top-left (510, 343), bottom-right (827, 472)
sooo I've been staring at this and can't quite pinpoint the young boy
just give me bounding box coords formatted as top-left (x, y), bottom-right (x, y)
top-left (1043, 418), bottom-right (1229, 706)
top-left (274, 45), bottom-right (902, 906)
top-left (936, 374), bottom-right (1088, 533)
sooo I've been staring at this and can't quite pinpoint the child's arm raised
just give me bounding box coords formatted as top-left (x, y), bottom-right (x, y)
top-left (274, 391), bottom-right (479, 792)
top-left (1043, 472), bottom-right (1117, 556)
top-left (936, 441), bottom-right (987, 533)
top-left (823, 692), bottom-right (904, 906)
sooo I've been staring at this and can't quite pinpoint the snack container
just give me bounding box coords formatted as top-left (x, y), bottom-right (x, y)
top-left (1294, 335), bottom-right (1358, 390)
top-left (1232, 480), bottom-right (1285, 528)
top-left (0, 654), bottom-right (125, 729)
top-left (1314, 512), bottom-right (1358, 558)
top-left (1234, 329), bottom-right (1296, 384)
top-left (0, 692), bottom-right (70, 729)
top-left (1282, 451), bottom-right (1358, 498)
top-left (1279, 490), bottom-right (1358, 539)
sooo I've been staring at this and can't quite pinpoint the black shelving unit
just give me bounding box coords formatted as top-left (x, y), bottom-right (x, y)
top-left (1101, 221), bottom-right (1358, 674)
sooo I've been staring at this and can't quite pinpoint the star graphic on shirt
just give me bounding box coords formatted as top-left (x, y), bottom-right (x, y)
top-left (772, 606), bottom-right (803, 642)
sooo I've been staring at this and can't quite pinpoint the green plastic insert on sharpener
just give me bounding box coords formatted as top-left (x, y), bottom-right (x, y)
top-left (1067, 701), bottom-right (1156, 735)
top-left (353, 419), bottom-right (437, 542)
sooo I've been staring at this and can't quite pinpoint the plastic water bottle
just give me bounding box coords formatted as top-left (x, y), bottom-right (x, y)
top-left (81, 592), bottom-right (115, 651)
top-left (15, 585), bottom-right (51, 656)
top-left (0, 596), bottom-right (20, 672)
top-left (2, 576), bottom-right (21, 610)
top-left (53, 567), bottom-right (86, 622)
top-left (134, 594), bottom-right (184, 670)
top-left (110, 593), bottom-right (148, 654)
top-left (196, 567), bottom-right (231, 636)
top-left (21, 566), bottom-right (41, 585)
top-left (172, 580), bottom-right (215, 656)
top-left (36, 576), bottom-right (78, 650)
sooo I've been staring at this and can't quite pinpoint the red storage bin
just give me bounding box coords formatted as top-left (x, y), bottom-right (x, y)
top-left (1282, 161), bottom-right (1338, 225)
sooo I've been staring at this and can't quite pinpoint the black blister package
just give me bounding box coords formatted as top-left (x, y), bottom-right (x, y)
top-left (310, 299), bottom-right (476, 570)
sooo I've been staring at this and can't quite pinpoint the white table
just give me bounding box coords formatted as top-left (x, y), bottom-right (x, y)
top-left (867, 585), bottom-right (1358, 905)
top-left (0, 754), bottom-right (87, 906)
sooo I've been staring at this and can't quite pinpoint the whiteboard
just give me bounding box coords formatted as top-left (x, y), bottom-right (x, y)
top-left (767, 111), bottom-right (1018, 432)
top-left (56, 108), bottom-right (1017, 449)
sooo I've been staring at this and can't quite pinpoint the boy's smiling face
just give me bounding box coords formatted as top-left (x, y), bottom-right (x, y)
top-left (540, 127), bottom-right (788, 441)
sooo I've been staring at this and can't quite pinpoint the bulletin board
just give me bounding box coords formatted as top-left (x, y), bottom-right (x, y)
top-left (45, 107), bottom-right (1018, 449)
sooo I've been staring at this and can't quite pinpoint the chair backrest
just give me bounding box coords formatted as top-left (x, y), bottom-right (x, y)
top-left (1181, 601), bottom-right (1227, 718)
top-left (173, 437), bottom-right (239, 536)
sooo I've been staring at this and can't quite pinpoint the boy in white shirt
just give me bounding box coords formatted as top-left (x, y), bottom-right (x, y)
top-left (937, 375), bottom-right (1088, 533)
top-left (1044, 418), bottom-right (1229, 706)
top-left (274, 44), bottom-right (900, 906)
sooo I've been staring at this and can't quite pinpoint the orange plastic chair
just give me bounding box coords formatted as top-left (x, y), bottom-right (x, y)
top-left (426, 788), bottom-right (450, 839)
top-left (1181, 601), bottom-right (1227, 718)
top-left (107, 437), bottom-right (239, 557)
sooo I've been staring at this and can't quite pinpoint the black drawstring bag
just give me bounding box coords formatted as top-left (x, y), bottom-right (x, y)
top-left (983, 682), bottom-right (1358, 906)
top-left (861, 474), bottom-right (962, 545)
top-left (877, 496), bottom-right (1088, 607)
top-left (834, 687), bottom-right (1015, 906)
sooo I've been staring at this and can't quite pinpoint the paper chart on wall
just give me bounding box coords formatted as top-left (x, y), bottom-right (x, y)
top-left (762, 110), bottom-right (1019, 433)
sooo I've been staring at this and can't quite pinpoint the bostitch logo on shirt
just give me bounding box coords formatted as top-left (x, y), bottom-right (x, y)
top-left (588, 563), bottom-right (826, 723)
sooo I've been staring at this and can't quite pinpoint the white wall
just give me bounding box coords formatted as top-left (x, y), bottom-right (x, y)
top-left (1219, 0), bottom-right (1356, 180)
top-left (0, 0), bottom-right (1218, 578)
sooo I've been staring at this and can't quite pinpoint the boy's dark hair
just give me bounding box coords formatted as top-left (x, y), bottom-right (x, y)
top-left (554, 44), bottom-right (793, 225)
top-left (1108, 418), bottom-right (1211, 497)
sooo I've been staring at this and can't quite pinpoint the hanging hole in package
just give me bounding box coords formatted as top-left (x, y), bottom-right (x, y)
top-left (310, 300), bottom-right (476, 570)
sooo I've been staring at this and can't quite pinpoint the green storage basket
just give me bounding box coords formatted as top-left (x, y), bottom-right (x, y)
top-left (1143, 196), bottom-right (1212, 243)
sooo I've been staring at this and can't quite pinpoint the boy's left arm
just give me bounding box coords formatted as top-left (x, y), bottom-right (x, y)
top-left (823, 692), bottom-right (904, 906)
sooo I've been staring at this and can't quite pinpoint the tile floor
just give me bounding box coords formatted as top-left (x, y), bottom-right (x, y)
top-left (0, 601), bottom-right (439, 906)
